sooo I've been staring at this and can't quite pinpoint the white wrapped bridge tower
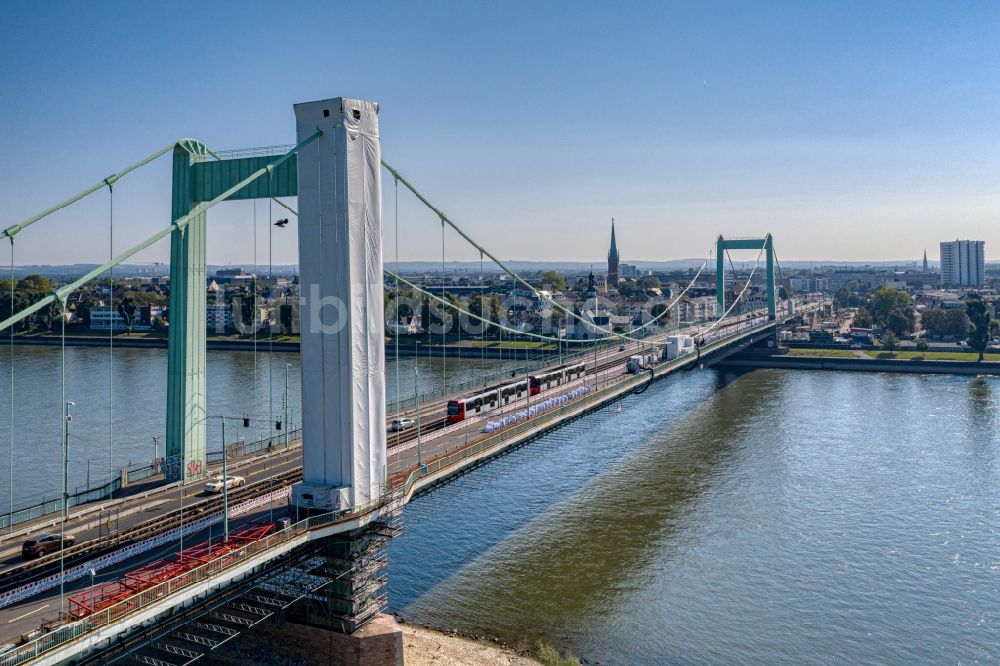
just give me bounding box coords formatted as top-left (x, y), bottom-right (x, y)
top-left (292, 97), bottom-right (387, 512)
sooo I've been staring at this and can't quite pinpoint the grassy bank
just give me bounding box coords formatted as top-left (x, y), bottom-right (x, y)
top-left (784, 348), bottom-right (860, 358)
top-left (866, 349), bottom-right (1000, 361)
top-left (786, 346), bottom-right (1000, 362)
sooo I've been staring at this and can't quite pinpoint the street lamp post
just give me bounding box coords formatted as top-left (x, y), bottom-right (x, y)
top-left (60, 400), bottom-right (74, 618)
top-left (414, 340), bottom-right (422, 467)
top-left (284, 363), bottom-right (291, 449)
top-left (221, 417), bottom-right (229, 542)
top-left (152, 435), bottom-right (160, 461)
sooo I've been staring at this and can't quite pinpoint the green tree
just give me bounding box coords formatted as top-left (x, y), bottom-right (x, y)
top-left (641, 275), bottom-right (661, 290)
top-left (468, 294), bottom-right (502, 335)
top-left (651, 302), bottom-right (671, 324)
top-left (6, 275), bottom-right (58, 331)
top-left (834, 280), bottom-right (862, 308)
top-left (279, 303), bottom-right (295, 335)
top-left (915, 338), bottom-right (929, 354)
top-left (945, 308), bottom-right (970, 338)
top-left (866, 287), bottom-right (914, 335)
top-left (420, 293), bottom-right (460, 336)
top-left (853, 306), bottom-right (873, 329)
top-left (965, 298), bottom-right (991, 361)
top-left (617, 279), bottom-right (638, 299)
top-left (540, 271), bottom-right (568, 291)
top-left (116, 295), bottom-right (138, 334)
top-left (920, 307), bottom-right (947, 337)
top-left (882, 331), bottom-right (897, 356)
top-left (17, 274), bottom-right (52, 293)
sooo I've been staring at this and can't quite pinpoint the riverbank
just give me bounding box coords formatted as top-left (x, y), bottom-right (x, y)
top-left (719, 348), bottom-right (1000, 375)
top-left (400, 622), bottom-right (545, 665)
top-left (8, 334), bottom-right (563, 358)
top-left (8, 333), bottom-right (300, 351)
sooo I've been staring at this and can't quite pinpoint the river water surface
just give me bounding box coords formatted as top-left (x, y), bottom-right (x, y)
top-left (388, 368), bottom-right (999, 664)
top-left (0, 345), bottom-right (519, 510)
top-left (2, 346), bottom-right (997, 663)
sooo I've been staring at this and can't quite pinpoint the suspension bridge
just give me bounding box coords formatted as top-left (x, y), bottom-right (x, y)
top-left (0, 96), bottom-right (820, 665)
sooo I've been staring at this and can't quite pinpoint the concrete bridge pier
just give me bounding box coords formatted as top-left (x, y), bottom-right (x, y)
top-left (286, 96), bottom-right (400, 661)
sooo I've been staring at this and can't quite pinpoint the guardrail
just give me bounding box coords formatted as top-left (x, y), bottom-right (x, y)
top-left (0, 319), bottom-right (773, 666)
top-left (0, 427), bottom-right (302, 532)
top-left (399, 319), bottom-right (774, 498)
top-left (0, 490), bottom-right (394, 666)
top-left (385, 323), bottom-right (692, 414)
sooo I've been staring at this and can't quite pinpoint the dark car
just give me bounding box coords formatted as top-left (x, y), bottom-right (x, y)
top-left (21, 532), bottom-right (75, 559)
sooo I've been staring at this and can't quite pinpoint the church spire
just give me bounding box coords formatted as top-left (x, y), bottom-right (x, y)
top-left (608, 217), bottom-right (619, 261)
top-left (607, 217), bottom-right (620, 285)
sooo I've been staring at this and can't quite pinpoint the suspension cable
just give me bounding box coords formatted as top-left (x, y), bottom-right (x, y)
top-left (386, 268), bottom-right (685, 345)
top-left (0, 131), bottom-right (322, 335)
top-left (7, 238), bottom-right (13, 532)
top-left (236, 189), bottom-right (714, 342)
top-left (382, 161), bottom-right (710, 343)
top-left (393, 177), bottom-right (400, 415)
top-left (700, 242), bottom-right (767, 337)
top-left (106, 180), bottom-right (114, 498)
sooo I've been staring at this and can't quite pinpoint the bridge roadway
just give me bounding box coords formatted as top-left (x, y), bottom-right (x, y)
top-left (0, 303), bottom-right (822, 654)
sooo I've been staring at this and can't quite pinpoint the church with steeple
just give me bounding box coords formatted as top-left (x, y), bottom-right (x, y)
top-left (607, 218), bottom-right (620, 285)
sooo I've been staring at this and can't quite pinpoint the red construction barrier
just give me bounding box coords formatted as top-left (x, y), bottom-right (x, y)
top-left (67, 522), bottom-right (278, 619)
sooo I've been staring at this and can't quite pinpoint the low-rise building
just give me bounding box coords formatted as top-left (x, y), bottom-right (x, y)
top-left (90, 304), bottom-right (162, 331)
top-left (207, 304), bottom-right (233, 332)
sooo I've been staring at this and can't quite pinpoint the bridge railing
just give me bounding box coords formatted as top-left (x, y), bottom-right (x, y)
top-left (399, 318), bottom-right (774, 498)
top-left (0, 490), bottom-right (394, 666)
top-left (0, 319), bottom-right (773, 666)
top-left (0, 427), bottom-right (303, 532)
top-left (384, 336), bottom-right (625, 414)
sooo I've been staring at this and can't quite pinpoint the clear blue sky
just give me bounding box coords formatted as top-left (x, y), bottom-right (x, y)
top-left (1, 0), bottom-right (997, 267)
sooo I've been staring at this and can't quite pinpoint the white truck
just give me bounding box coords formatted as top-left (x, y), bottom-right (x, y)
top-left (626, 353), bottom-right (659, 374)
top-left (665, 334), bottom-right (695, 360)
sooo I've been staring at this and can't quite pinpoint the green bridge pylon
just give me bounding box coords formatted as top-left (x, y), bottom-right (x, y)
top-left (165, 141), bottom-right (299, 482)
top-left (715, 234), bottom-right (776, 322)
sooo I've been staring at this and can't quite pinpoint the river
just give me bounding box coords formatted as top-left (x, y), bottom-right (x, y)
top-left (1, 347), bottom-right (997, 663)
top-left (0, 345), bottom-right (520, 511)
top-left (388, 368), bottom-right (1000, 664)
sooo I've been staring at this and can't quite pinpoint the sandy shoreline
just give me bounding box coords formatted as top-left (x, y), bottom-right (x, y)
top-left (399, 621), bottom-right (544, 666)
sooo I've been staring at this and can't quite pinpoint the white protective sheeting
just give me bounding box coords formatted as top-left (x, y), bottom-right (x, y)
top-left (293, 97), bottom-right (387, 510)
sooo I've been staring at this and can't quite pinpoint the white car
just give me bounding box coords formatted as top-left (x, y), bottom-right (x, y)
top-left (390, 417), bottom-right (416, 432)
top-left (204, 475), bottom-right (245, 493)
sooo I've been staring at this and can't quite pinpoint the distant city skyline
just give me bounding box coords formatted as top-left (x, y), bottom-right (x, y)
top-left (1, 1), bottom-right (997, 266)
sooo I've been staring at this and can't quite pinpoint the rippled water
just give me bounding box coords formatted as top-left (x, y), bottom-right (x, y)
top-left (388, 369), bottom-right (1000, 664)
top-left (0, 345), bottom-right (516, 510)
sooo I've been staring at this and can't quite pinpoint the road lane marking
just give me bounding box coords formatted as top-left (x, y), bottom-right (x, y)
top-left (8, 604), bottom-right (48, 623)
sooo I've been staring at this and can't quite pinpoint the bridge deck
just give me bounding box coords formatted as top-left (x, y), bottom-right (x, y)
top-left (0, 306), bottom-right (823, 663)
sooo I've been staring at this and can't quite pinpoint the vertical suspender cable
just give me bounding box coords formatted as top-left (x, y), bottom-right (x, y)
top-left (268, 194), bottom-right (273, 444)
top-left (480, 250), bottom-right (484, 380)
top-left (441, 219), bottom-right (446, 393)
top-left (394, 177), bottom-right (400, 414)
top-left (107, 183), bottom-right (114, 499)
top-left (7, 238), bottom-right (14, 532)
top-left (393, 177), bottom-right (400, 466)
top-left (252, 201), bottom-right (258, 441)
top-left (58, 295), bottom-right (67, 617)
top-left (266, 192), bottom-right (274, 524)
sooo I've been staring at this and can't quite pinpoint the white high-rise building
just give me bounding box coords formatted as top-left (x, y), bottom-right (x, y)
top-left (939, 240), bottom-right (985, 287)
